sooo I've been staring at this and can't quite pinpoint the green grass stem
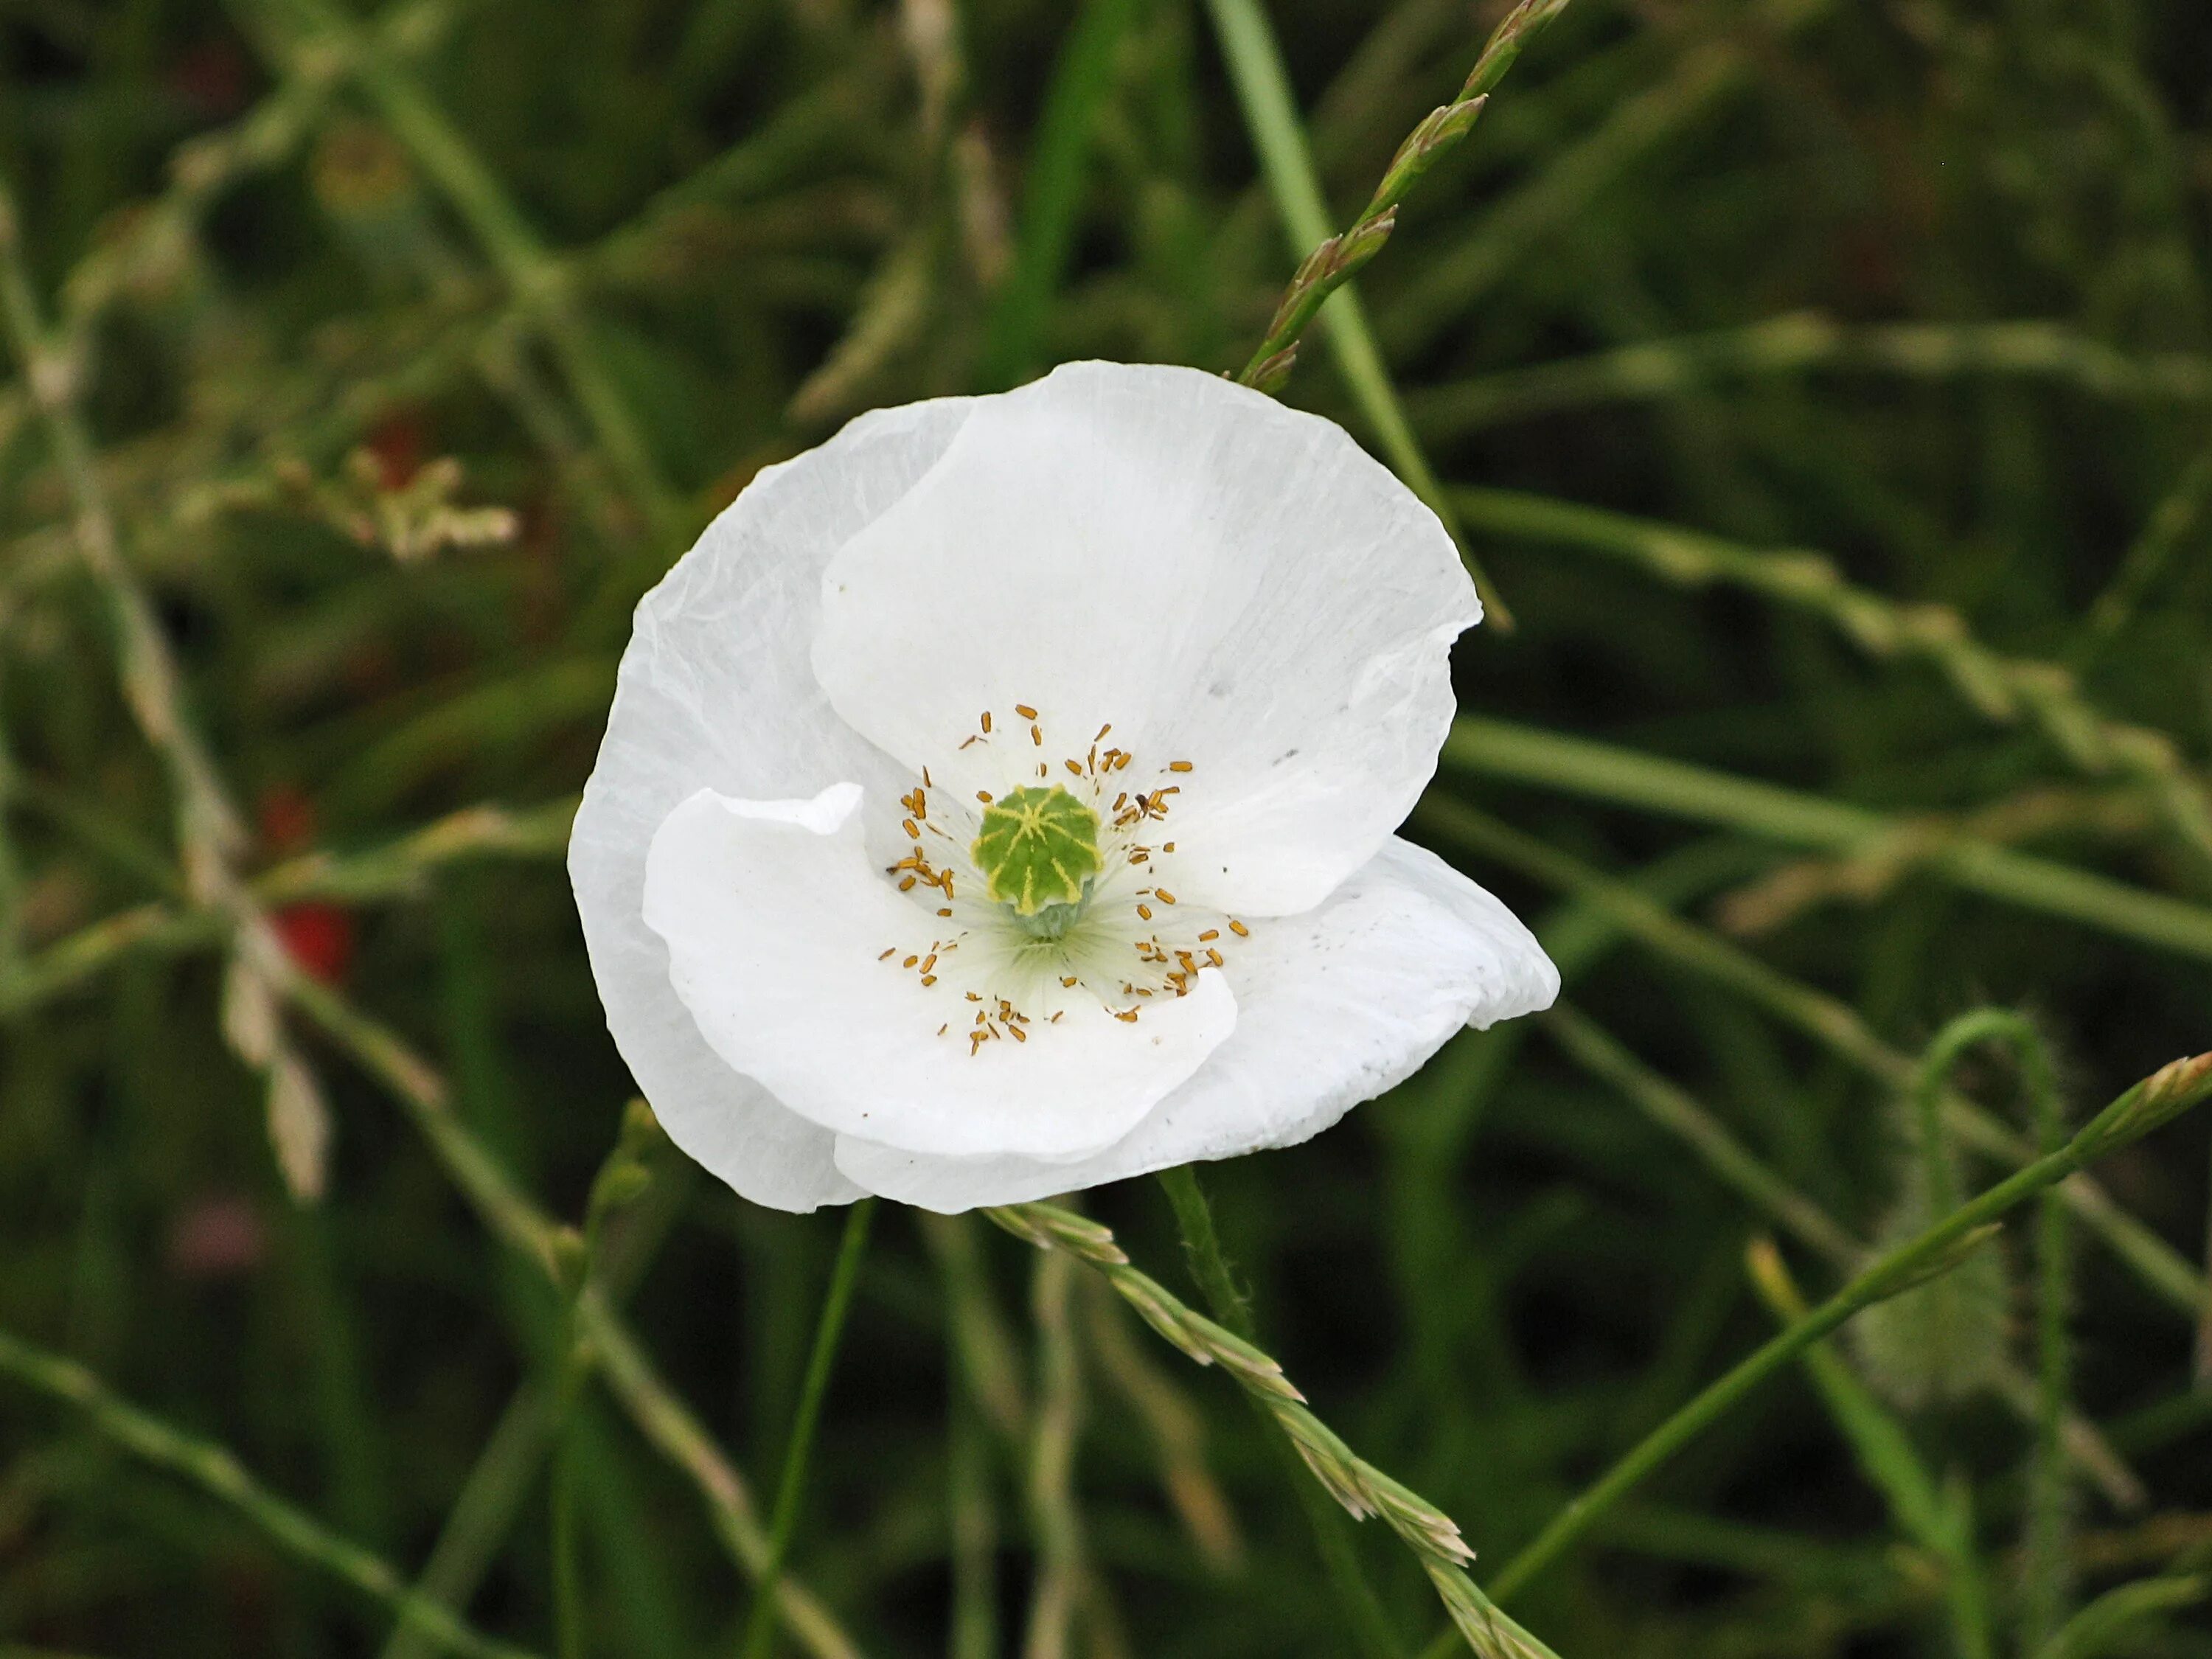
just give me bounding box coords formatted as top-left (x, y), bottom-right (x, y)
top-left (0, 1326), bottom-right (540, 1659)
top-left (1440, 716), bottom-right (2212, 964)
top-left (1470, 1048), bottom-right (2212, 1615)
top-left (737, 1199), bottom-right (877, 1659)
top-left (1200, 0), bottom-right (1517, 625)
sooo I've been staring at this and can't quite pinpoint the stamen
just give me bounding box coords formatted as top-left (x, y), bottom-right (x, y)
top-left (1228, 919), bottom-right (1249, 937)
top-left (1030, 724), bottom-right (1043, 747)
top-left (1094, 723), bottom-right (1111, 741)
top-left (878, 947), bottom-right (897, 960)
top-left (1199, 929), bottom-right (1218, 942)
top-left (902, 819), bottom-right (920, 840)
top-left (1169, 761), bottom-right (1194, 773)
top-left (1155, 888), bottom-right (1177, 905)
top-left (981, 712), bottom-right (992, 733)
top-left (1015, 703), bottom-right (1039, 720)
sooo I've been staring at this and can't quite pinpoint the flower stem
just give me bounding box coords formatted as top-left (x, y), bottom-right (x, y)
top-left (551, 1425), bottom-right (587, 1659)
top-left (1022, 1248), bottom-right (1085, 1659)
top-left (1468, 1049), bottom-right (2211, 1617)
top-left (1157, 1166), bottom-right (1405, 1659)
top-left (738, 1199), bottom-right (877, 1659)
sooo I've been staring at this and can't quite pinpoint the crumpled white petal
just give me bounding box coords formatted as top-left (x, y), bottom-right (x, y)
top-left (643, 783), bottom-right (1239, 1161)
top-left (569, 396), bottom-right (977, 1211)
top-left (811, 361), bottom-right (1476, 919)
top-left (576, 361), bottom-right (1554, 1216)
top-left (831, 836), bottom-right (1559, 1210)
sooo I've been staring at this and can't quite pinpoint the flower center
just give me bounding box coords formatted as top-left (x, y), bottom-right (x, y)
top-left (971, 785), bottom-right (1102, 933)
top-left (874, 705), bottom-right (1251, 1054)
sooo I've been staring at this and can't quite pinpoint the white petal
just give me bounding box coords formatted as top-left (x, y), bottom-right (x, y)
top-left (832, 836), bottom-right (1558, 1211)
top-left (643, 785), bottom-right (1239, 1162)
top-left (570, 397), bottom-right (977, 1211)
top-left (811, 361), bottom-right (1477, 918)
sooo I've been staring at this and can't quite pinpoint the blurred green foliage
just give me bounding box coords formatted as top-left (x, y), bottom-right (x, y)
top-left (3, 0), bottom-right (2212, 1655)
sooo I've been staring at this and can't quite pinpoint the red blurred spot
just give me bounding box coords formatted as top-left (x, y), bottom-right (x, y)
top-left (364, 412), bottom-right (428, 489)
top-left (257, 783), bottom-right (319, 855)
top-left (168, 1195), bottom-right (265, 1279)
top-left (168, 41), bottom-right (251, 119)
top-left (274, 902), bottom-right (355, 985)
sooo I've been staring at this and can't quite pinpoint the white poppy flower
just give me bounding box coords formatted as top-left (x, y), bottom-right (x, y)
top-left (569, 361), bottom-right (1558, 1214)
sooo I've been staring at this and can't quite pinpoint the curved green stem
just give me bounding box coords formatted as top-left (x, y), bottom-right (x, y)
top-left (1911, 1012), bottom-right (2055, 1218)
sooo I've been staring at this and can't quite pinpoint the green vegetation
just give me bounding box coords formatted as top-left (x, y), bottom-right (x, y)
top-left (3, 1), bottom-right (2211, 1655)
